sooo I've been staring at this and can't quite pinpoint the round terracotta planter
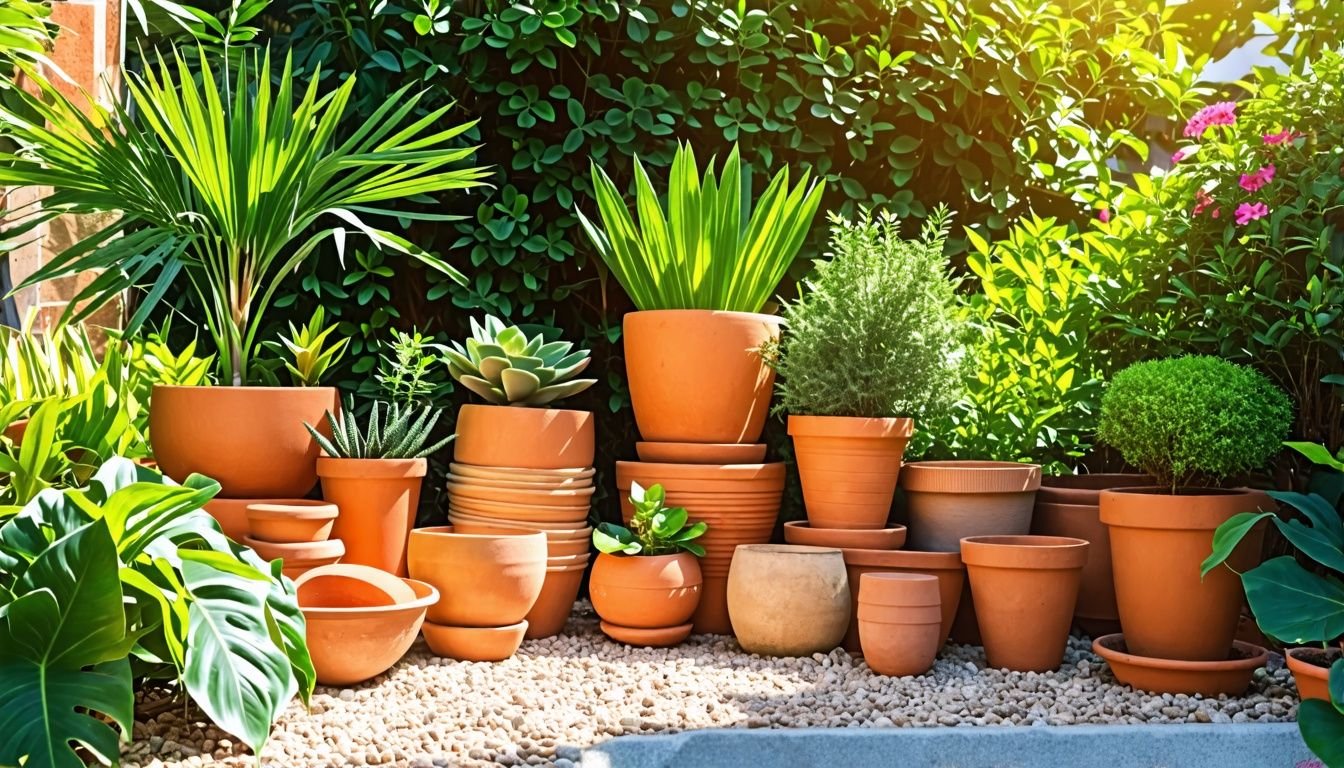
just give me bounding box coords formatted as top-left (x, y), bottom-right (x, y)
top-left (783, 521), bottom-right (906, 550)
top-left (1038, 474), bottom-right (1153, 505)
top-left (244, 536), bottom-right (345, 580)
top-left (788, 415), bottom-right (913, 530)
top-left (623, 309), bottom-right (781, 444)
top-left (524, 564), bottom-right (587, 638)
top-left (295, 564), bottom-right (439, 686)
top-left (1031, 501), bottom-right (1118, 635)
top-left (407, 526), bottom-right (547, 627)
top-left (453, 404), bottom-right (594, 470)
top-left (590, 552), bottom-right (703, 631)
top-left (839, 548), bottom-right (963, 653)
top-left (245, 500), bottom-right (339, 543)
top-left (635, 442), bottom-right (767, 464)
top-left (320, 457), bottom-right (426, 576)
top-left (422, 620), bottom-right (528, 662)
top-left (1093, 634), bottom-right (1268, 696)
top-left (901, 461), bottom-right (1042, 552)
top-left (961, 535), bottom-right (1088, 672)
top-left (857, 573), bottom-right (942, 677)
top-left (1286, 647), bottom-right (1340, 701)
top-left (1100, 487), bottom-right (1266, 662)
top-left (726, 545), bottom-right (850, 656)
top-left (150, 385), bottom-right (338, 498)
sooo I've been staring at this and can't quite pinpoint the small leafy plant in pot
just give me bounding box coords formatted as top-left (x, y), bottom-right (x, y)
top-left (1097, 355), bottom-right (1291, 663)
top-left (766, 207), bottom-right (963, 533)
top-left (590, 482), bottom-right (707, 647)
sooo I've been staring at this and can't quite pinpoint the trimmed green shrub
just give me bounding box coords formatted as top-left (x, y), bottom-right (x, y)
top-left (1097, 356), bottom-right (1292, 491)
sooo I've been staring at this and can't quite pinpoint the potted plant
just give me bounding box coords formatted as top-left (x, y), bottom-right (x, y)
top-left (1097, 355), bottom-right (1291, 662)
top-left (766, 207), bottom-right (963, 533)
top-left (577, 143), bottom-right (824, 447)
top-left (590, 482), bottom-right (707, 647)
top-left (0, 49), bottom-right (487, 498)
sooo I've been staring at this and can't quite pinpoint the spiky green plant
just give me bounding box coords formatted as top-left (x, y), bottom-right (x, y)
top-left (444, 316), bottom-right (596, 406)
top-left (305, 401), bottom-right (453, 460)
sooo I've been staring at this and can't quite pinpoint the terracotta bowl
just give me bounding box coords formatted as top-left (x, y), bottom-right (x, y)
top-left (407, 526), bottom-right (547, 627)
top-left (244, 536), bottom-right (345, 580)
top-left (1093, 634), bottom-right (1268, 696)
top-left (783, 521), bottom-right (906, 550)
top-left (600, 620), bottom-right (694, 647)
top-left (635, 442), bottom-right (767, 465)
top-left (446, 480), bottom-right (596, 505)
top-left (450, 463), bottom-right (595, 483)
top-left (245, 500), bottom-right (339, 543)
top-left (296, 564), bottom-right (438, 686)
top-left (422, 620), bottom-right (529, 662)
top-left (446, 472), bottom-right (593, 491)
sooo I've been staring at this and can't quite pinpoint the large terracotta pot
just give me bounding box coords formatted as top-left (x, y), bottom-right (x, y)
top-left (454, 404), bottom-right (595, 470)
top-left (726, 544), bottom-right (850, 656)
top-left (840, 548), bottom-right (963, 653)
top-left (788, 415), bottom-right (913, 530)
top-left (961, 535), bottom-right (1089, 672)
top-left (901, 461), bottom-right (1042, 552)
top-left (321, 457), bottom-right (427, 576)
top-left (1031, 501), bottom-right (1118, 635)
top-left (623, 310), bottom-right (780, 444)
top-left (524, 564), bottom-right (586, 638)
top-left (1099, 488), bottom-right (1266, 662)
top-left (858, 573), bottom-right (942, 677)
top-left (406, 526), bottom-right (547, 627)
top-left (590, 552), bottom-right (702, 630)
top-left (150, 385), bottom-right (338, 498)
top-left (1286, 647), bottom-right (1340, 701)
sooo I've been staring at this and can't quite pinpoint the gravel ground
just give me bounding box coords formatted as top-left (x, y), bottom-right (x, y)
top-left (121, 603), bottom-right (1300, 768)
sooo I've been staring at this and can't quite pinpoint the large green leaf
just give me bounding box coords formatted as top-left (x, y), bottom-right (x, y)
top-left (1242, 556), bottom-right (1344, 643)
top-left (1299, 661), bottom-right (1344, 768)
top-left (1201, 510), bottom-right (1274, 577)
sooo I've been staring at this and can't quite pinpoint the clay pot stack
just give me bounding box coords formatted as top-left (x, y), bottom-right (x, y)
top-left (240, 500), bottom-right (344, 580)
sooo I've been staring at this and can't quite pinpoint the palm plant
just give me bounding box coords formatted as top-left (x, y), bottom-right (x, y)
top-left (0, 48), bottom-right (489, 385)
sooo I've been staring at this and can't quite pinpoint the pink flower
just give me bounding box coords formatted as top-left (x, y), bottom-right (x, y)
top-left (1211, 207), bottom-right (1221, 219)
top-left (1235, 201), bottom-right (1269, 225)
top-left (1239, 164), bottom-right (1276, 192)
top-left (1193, 189), bottom-right (1216, 216)
top-left (1263, 129), bottom-right (1300, 145)
top-left (1171, 147), bottom-right (1193, 163)
top-left (1097, 208), bottom-right (1111, 223)
top-left (1184, 101), bottom-right (1237, 137)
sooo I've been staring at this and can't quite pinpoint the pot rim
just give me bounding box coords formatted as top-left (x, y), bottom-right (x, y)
top-left (446, 480), bottom-right (596, 499)
top-left (1092, 633), bottom-right (1268, 671)
top-left (901, 461), bottom-right (1042, 493)
top-left (1285, 646), bottom-right (1342, 672)
top-left (787, 414), bottom-right (915, 438)
top-left (298, 574), bottom-right (440, 616)
top-left (246, 501), bottom-right (339, 520)
top-left (622, 308), bottom-right (782, 324)
top-left (245, 536), bottom-right (346, 558)
top-left (959, 535), bottom-right (1089, 569)
top-left (317, 456), bottom-right (428, 479)
top-left (450, 462), bottom-right (596, 478)
top-left (616, 460), bottom-right (786, 479)
top-left (410, 525), bottom-right (548, 543)
top-left (1098, 487), bottom-right (1269, 530)
top-left (458, 402), bottom-right (592, 419)
top-left (423, 618), bottom-right (528, 634)
top-left (151, 384), bottom-right (339, 393)
top-left (841, 547), bottom-right (963, 569)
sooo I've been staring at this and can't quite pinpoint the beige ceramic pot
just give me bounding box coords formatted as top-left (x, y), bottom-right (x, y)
top-left (726, 544), bottom-right (850, 656)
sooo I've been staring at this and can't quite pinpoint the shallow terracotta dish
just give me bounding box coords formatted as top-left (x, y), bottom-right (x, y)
top-left (601, 621), bottom-right (695, 647)
top-left (245, 500), bottom-right (339, 543)
top-left (1093, 634), bottom-right (1268, 696)
top-left (783, 521), bottom-right (906, 550)
top-left (422, 620), bottom-right (529, 662)
top-left (245, 536), bottom-right (346, 579)
top-left (450, 463), bottom-right (596, 483)
top-left (635, 442), bottom-right (768, 465)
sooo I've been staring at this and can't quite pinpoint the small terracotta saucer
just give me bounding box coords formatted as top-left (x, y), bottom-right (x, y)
top-left (1093, 633), bottom-right (1267, 696)
top-left (783, 520), bottom-right (907, 550)
top-left (600, 621), bottom-right (694, 648)
top-left (422, 620), bottom-right (528, 662)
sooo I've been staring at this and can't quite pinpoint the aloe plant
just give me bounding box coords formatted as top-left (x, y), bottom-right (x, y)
top-left (444, 316), bottom-right (596, 406)
top-left (305, 400), bottom-right (453, 460)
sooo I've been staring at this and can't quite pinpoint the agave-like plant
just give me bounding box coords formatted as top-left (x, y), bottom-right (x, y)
top-left (444, 316), bottom-right (596, 406)
top-left (305, 400), bottom-right (453, 460)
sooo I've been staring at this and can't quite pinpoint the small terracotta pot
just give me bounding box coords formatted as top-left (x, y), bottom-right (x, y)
top-left (449, 463), bottom-right (595, 483)
top-left (422, 620), bottom-right (528, 662)
top-left (245, 500), bottom-right (339, 543)
top-left (1031, 501), bottom-right (1117, 633)
top-left (727, 545), bottom-right (851, 656)
top-left (858, 573), bottom-right (942, 676)
top-left (204, 497), bottom-right (272, 541)
top-left (600, 621), bottom-right (694, 647)
top-left (1100, 487), bottom-right (1266, 662)
top-left (524, 564), bottom-right (587, 638)
top-left (1093, 634), bottom-right (1268, 696)
top-left (783, 521), bottom-right (905, 550)
top-left (454, 404), bottom-right (594, 470)
top-left (319, 457), bottom-right (426, 576)
top-left (635, 442), bottom-right (767, 464)
top-left (901, 461), bottom-right (1042, 552)
top-left (1038, 474), bottom-right (1153, 505)
top-left (590, 552), bottom-right (703, 630)
top-left (624, 309), bottom-right (780, 444)
top-left (840, 548), bottom-right (964, 653)
top-left (296, 564), bottom-right (439, 686)
top-left (407, 526), bottom-right (547, 627)
top-left (150, 385), bottom-right (339, 498)
top-left (245, 536), bottom-right (345, 580)
top-left (788, 415), bottom-right (913, 530)
top-left (960, 535), bottom-right (1088, 672)
top-left (1286, 647), bottom-right (1341, 701)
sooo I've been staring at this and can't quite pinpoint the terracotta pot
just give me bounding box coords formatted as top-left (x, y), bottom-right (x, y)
top-left (295, 563), bottom-right (416, 604)
top-left (454, 404), bottom-right (594, 469)
top-left (320, 457), bottom-right (426, 576)
top-left (949, 580), bottom-right (981, 646)
top-left (727, 544), bottom-right (850, 656)
top-left (295, 564), bottom-right (439, 686)
top-left (788, 415), bottom-right (913, 530)
top-left (840, 548), bottom-right (963, 653)
top-left (600, 621), bottom-right (694, 647)
top-left (407, 526), bottom-right (547, 627)
top-left (1100, 487), bottom-right (1266, 662)
top-left (1286, 647), bottom-right (1340, 701)
top-left (961, 535), bottom-right (1089, 672)
top-left (636, 442), bottom-right (767, 464)
top-left (150, 385), bottom-right (339, 498)
top-left (422, 620), bottom-right (528, 662)
top-left (245, 500), bottom-right (339, 543)
top-left (445, 480), bottom-right (595, 506)
top-left (616, 460), bottom-right (786, 492)
top-left (696, 574), bottom-right (732, 634)
top-left (524, 564), bottom-right (587, 638)
top-left (204, 497), bottom-right (272, 541)
top-left (448, 497), bottom-right (591, 525)
top-left (783, 521), bottom-right (905, 550)
top-left (624, 309), bottom-right (780, 444)
top-left (1093, 634), bottom-right (1268, 696)
top-left (547, 538), bottom-right (591, 557)
top-left (1038, 474), bottom-right (1153, 505)
top-left (1031, 501), bottom-right (1117, 633)
top-left (448, 509), bottom-right (593, 534)
top-left (450, 463), bottom-right (595, 483)
top-left (244, 536), bottom-right (345, 580)
top-left (857, 573), bottom-right (942, 676)
top-left (4, 418), bottom-right (27, 445)
top-left (901, 461), bottom-right (1042, 552)
top-left (590, 552), bottom-right (702, 630)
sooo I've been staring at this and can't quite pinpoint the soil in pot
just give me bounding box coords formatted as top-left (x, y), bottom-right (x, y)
top-left (322, 457), bottom-right (427, 576)
top-left (726, 545), bottom-right (851, 656)
top-left (901, 461), bottom-right (1042, 552)
top-left (422, 620), bottom-right (529, 662)
top-left (788, 415), bottom-right (914, 530)
top-left (589, 552), bottom-right (702, 630)
top-left (1093, 633), bottom-right (1268, 697)
top-left (407, 526), bottom-right (547, 627)
top-left (453, 404), bottom-right (595, 470)
top-left (245, 500), bottom-right (339, 543)
top-left (783, 521), bottom-right (906, 550)
top-left (840, 548), bottom-right (964, 653)
top-left (1286, 647), bottom-right (1341, 701)
top-left (857, 573), bottom-right (942, 677)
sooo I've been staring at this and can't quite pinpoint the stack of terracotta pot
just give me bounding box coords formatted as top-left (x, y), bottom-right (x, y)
top-left (242, 500), bottom-right (344, 580)
top-left (446, 404), bottom-right (596, 638)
